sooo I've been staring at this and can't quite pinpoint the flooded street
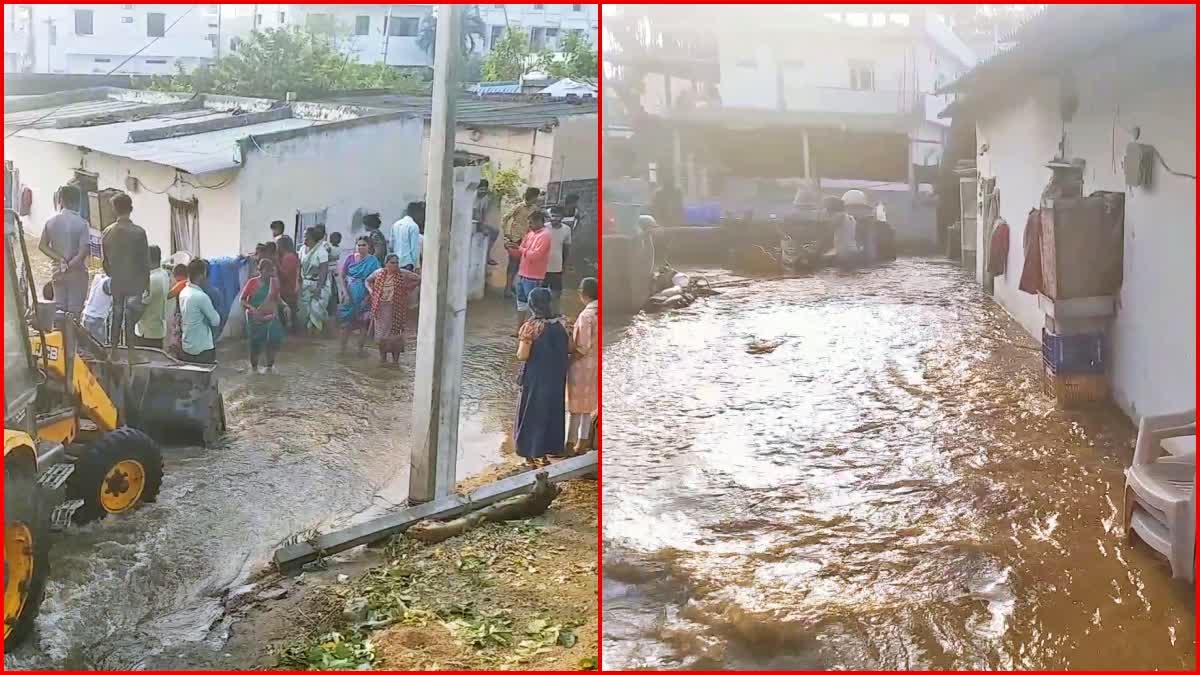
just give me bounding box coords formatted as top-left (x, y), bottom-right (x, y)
top-left (602, 259), bottom-right (1195, 670)
top-left (5, 298), bottom-right (521, 670)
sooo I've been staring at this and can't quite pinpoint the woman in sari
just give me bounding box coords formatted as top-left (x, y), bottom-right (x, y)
top-left (366, 254), bottom-right (421, 364)
top-left (239, 258), bottom-right (284, 373)
top-left (515, 287), bottom-right (573, 468)
top-left (566, 277), bottom-right (598, 454)
top-left (276, 235), bottom-right (300, 333)
top-left (337, 236), bottom-right (381, 352)
top-left (297, 227), bottom-right (331, 336)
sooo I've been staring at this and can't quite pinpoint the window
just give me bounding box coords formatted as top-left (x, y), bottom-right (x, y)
top-left (74, 9), bottom-right (93, 35)
top-left (545, 27), bottom-right (559, 48)
top-left (494, 4), bottom-right (504, 8)
top-left (255, 14), bottom-right (262, 26)
top-left (147, 12), bottom-right (166, 38)
top-left (573, 4), bottom-right (582, 10)
top-left (123, 4), bottom-right (134, 9)
top-left (849, 60), bottom-right (874, 90)
top-left (490, 25), bottom-right (503, 45)
top-left (306, 13), bottom-right (335, 34)
top-left (205, 34), bottom-right (218, 48)
top-left (278, 11), bottom-right (285, 23)
top-left (93, 57), bottom-right (111, 63)
top-left (531, 26), bottom-right (545, 50)
top-left (48, 22), bottom-right (56, 45)
top-left (355, 15), bottom-right (370, 36)
top-left (145, 59), bottom-right (167, 65)
top-left (387, 17), bottom-right (418, 37)
top-left (121, 16), bottom-right (134, 24)
top-left (534, 4), bottom-right (545, 9)
top-left (230, 36), bottom-right (242, 52)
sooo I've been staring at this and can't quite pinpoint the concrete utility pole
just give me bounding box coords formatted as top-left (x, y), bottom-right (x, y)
top-left (409, 4), bottom-right (467, 504)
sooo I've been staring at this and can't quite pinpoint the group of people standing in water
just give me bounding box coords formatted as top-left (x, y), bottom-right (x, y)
top-left (242, 197), bottom-right (599, 465)
top-left (245, 210), bottom-right (427, 371)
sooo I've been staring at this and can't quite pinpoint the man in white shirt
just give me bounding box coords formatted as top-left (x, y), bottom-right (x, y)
top-left (828, 197), bottom-right (860, 268)
top-left (82, 272), bottom-right (113, 344)
top-left (544, 206), bottom-right (573, 306)
top-left (390, 201), bottom-right (424, 271)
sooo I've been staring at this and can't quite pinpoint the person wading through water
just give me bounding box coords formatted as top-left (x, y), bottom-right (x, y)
top-left (240, 257), bottom-right (284, 373)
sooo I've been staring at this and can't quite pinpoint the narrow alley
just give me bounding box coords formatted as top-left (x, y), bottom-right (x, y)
top-left (602, 259), bottom-right (1195, 670)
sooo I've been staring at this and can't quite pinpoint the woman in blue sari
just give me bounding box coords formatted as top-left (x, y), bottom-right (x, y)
top-left (514, 287), bottom-right (573, 467)
top-left (336, 236), bottom-right (381, 353)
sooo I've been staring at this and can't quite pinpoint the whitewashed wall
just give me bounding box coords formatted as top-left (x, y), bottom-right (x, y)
top-left (974, 23), bottom-right (1196, 420)
top-left (237, 116), bottom-right (426, 251)
top-left (4, 136), bottom-right (242, 258)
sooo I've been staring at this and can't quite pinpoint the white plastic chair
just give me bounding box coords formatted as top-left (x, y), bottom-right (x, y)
top-left (1123, 411), bottom-right (1196, 581)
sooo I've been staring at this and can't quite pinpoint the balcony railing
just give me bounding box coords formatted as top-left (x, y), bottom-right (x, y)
top-left (780, 85), bottom-right (921, 116)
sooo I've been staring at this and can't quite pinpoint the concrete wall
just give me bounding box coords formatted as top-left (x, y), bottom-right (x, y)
top-left (974, 23), bottom-right (1196, 419)
top-left (4, 136), bottom-right (242, 258)
top-left (549, 114), bottom-right (599, 183)
top-left (238, 116), bottom-right (427, 253)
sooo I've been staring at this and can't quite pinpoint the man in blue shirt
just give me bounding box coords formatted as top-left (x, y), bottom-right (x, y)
top-left (178, 259), bottom-right (221, 364)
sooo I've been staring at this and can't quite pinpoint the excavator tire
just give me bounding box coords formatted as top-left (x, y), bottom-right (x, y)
top-left (4, 465), bottom-right (50, 649)
top-left (67, 427), bottom-right (164, 524)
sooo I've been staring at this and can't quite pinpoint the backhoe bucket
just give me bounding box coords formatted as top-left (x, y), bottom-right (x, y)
top-left (122, 349), bottom-right (225, 447)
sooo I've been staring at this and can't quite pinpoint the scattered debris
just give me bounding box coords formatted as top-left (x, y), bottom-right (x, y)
top-left (747, 338), bottom-right (787, 354)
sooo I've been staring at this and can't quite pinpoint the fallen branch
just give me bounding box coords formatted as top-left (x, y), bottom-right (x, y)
top-left (405, 472), bottom-right (562, 545)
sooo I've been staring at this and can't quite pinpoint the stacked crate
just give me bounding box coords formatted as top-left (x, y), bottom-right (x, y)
top-left (1041, 327), bottom-right (1108, 408)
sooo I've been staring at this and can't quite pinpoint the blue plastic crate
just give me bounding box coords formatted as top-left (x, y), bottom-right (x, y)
top-left (1041, 328), bottom-right (1105, 375)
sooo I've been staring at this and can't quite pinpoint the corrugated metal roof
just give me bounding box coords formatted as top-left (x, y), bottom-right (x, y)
top-left (3, 90), bottom-right (386, 175)
top-left (474, 81), bottom-right (522, 95)
top-left (317, 92), bottom-right (597, 129)
top-left (13, 114), bottom-right (322, 175)
top-left (938, 5), bottom-right (1193, 96)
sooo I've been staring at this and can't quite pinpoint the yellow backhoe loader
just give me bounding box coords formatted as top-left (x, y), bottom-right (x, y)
top-left (4, 208), bottom-right (225, 648)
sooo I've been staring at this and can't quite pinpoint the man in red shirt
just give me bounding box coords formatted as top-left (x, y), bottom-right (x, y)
top-left (515, 210), bottom-right (551, 331)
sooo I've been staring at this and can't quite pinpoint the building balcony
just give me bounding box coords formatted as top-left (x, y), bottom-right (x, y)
top-left (780, 86), bottom-right (922, 117)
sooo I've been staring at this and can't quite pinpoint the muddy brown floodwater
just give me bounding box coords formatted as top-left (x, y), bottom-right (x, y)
top-left (4, 293), bottom-right (525, 670)
top-left (602, 259), bottom-right (1195, 670)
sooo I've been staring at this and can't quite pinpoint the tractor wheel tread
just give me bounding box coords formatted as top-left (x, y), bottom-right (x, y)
top-left (65, 427), bottom-right (164, 524)
top-left (4, 466), bottom-right (51, 649)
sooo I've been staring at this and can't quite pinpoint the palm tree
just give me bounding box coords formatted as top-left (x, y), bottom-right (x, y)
top-left (417, 5), bottom-right (487, 58)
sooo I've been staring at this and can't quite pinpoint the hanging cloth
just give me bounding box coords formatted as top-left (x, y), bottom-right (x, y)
top-left (1018, 208), bottom-right (1043, 294)
top-left (988, 218), bottom-right (1010, 276)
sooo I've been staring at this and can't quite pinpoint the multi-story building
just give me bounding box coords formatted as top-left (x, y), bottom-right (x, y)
top-left (3, 5), bottom-right (599, 75)
top-left (4, 4), bottom-right (220, 75)
top-left (605, 5), bottom-right (975, 245)
top-left (219, 4), bottom-right (599, 70)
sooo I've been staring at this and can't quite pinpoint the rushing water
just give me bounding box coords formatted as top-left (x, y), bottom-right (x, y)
top-left (5, 298), bottom-right (522, 670)
top-left (602, 259), bottom-right (1195, 670)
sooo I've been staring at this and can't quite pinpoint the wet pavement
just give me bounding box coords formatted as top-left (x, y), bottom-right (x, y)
top-left (602, 259), bottom-right (1195, 670)
top-left (5, 297), bottom-right (522, 670)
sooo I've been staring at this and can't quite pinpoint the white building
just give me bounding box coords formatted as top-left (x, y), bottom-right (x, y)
top-left (4, 4), bottom-right (219, 75)
top-left (4, 87), bottom-right (426, 259)
top-left (945, 5), bottom-right (1195, 421)
top-left (219, 4), bottom-right (599, 70)
top-left (605, 5), bottom-right (974, 244)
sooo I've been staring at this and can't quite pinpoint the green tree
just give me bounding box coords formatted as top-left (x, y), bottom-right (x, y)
top-left (146, 27), bottom-right (426, 98)
top-left (537, 31), bottom-right (597, 80)
top-left (416, 6), bottom-right (487, 59)
top-left (481, 27), bottom-right (533, 81)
